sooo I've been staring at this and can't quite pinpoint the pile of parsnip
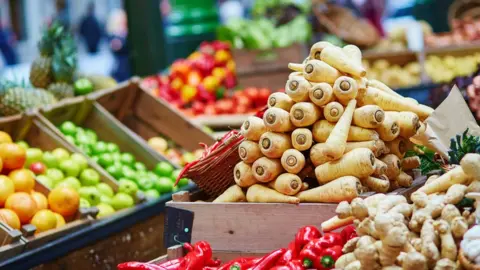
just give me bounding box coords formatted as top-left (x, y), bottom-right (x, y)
top-left (214, 41), bottom-right (434, 204)
top-left (323, 153), bottom-right (480, 270)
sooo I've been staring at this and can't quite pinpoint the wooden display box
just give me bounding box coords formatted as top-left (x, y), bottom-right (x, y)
top-left (35, 98), bottom-right (175, 200)
top-left (88, 78), bottom-right (215, 152)
top-left (234, 44), bottom-right (306, 90)
top-left (0, 222), bottom-right (25, 261)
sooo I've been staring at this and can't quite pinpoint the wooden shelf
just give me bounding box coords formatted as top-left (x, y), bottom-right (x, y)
top-left (191, 114), bottom-right (250, 129)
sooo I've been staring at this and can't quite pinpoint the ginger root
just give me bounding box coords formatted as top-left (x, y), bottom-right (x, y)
top-left (421, 219), bottom-right (440, 268)
top-left (336, 252), bottom-right (357, 269)
top-left (343, 237), bottom-right (360, 253)
top-left (433, 220), bottom-right (457, 261)
top-left (451, 216), bottom-right (469, 239)
top-left (337, 201), bottom-right (353, 219)
top-left (377, 195), bottom-right (407, 215)
top-left (425, 175), bottom-right (439, 185)
top-left (433, 258), bottom-right (456, 270)
top-left (388, 203), bottom-right (413, 219)
top-left (354, 243), bottom-right (381, 270)
top-left (378, 226), bottom-right (408, 266)
top-left (411, 191), bottom-right (428, 208)
top-left (351, 197), bottom-right (370, 220)
top-left (344, 260), bottom-right (362, 270)
top-left (402, 251), bottom-right (428, 270)
top-left (409, 201), bottom-right (444, 232)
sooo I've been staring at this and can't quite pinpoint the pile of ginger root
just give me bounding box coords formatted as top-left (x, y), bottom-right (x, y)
top-left (328, 153), bottom-right (480, 270)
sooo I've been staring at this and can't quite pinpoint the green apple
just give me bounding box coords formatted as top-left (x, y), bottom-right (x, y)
top-left (182, 152), bottom-right (197, 164)
top-left (111, 193), bottom-right (134, 210)
top-left (59, 159), bottom-right (81, 177)
top-left (154, 162), bottom-right (174, 177)
top-left (52, 148), bottom-right (70, 161)
top-left (91, 156), bottom-right (99, 163)
top-left (85, 129), bottom-right (98, 143)
top-left (144, 189), bottom-right (160, 200)
top-left (79, 168), bottom-right (100, 186)
top-left (59, 176), bottom-right (81, 190)
top-left (136, 176), bottom-right (155, 191)
top-left (118, 179), bottom-right (139, 196)
top-left (79, 198), bottom-right (91, 208)
top-left (111, 152), bottom-right (121, 162)
top-left (106, 143), bottom-right (119, 153)
top-left (42, 151), bottom-right (58, 168)
top-left (120, 153), bottom-right (136, 166)
top-left (96, 182), bottom-right (114, 197)
top-left (37, 175), bottom-right (53, 188)
top-left (91, 141), bottom-right (108, 156)
top-left (65, 135), bottom-right (76, 145)
top-left (96, 203), bottom-right (115, 218)
top-left (177, 178), bottom-right (190, 187)
top-left (155, 177), bottom-right (173, 194)
top-left (60, 121), bottom-right (77, 136)
top-left (78, 145), bottom-right (93, 156)
top-left (25, 148), bottom-right (43, 167)
top-left (171, 169), bottom-right (181, 182)
top-left (75, 132), bottom-right (93, 147)
top-left (121, 166), bottom-right (136, 181)
top-left (16, 141), bottom-right (29, 150)
top-left (70, 153), bottom-right (88, 171)
top-left (78, 186), bottom-right (101, 206)
top-left (100, 195), bottom-right (112, 205)
top-left (98, 153), bottom-right (114, 168)
top-left (133, 162), bottom-right (147, 171)
top-left (106, 164), bottom-right (123, 179)
top-left (45, 168), bottom-right (65, 186)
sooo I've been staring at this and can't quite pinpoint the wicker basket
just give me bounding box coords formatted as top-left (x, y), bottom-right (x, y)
top-left (179, 130), bottom-right (244, 198)
top-left (460, 248), bottom-right (480, 270)
top-left (313, 3), bottom-right (380, 47)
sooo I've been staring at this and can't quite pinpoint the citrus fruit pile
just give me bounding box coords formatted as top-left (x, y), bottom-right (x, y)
top-left (19, 142), bottom-right (126, 218)
top-left (147, 136), bottom-right (203, 167)
top-left (0, 131), bottom-right (78, 234)
top-left (58, 121), bottom-right (190, 201)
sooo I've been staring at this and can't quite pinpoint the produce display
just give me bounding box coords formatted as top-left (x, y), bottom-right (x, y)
top-left (363, 59), bottom-right (421, 88)
top-left (425, 54), bottom-right (480, 83)
top-left (372, 21), bottom-right (432, 52)
top-left (181, 87), bottom-right (278, 117)
top-left (425, 18), bottom-right (480, 48)
top-left (147, 136), bottom-right (203, 167)
top-left (58, 122), bottom-right (190, 200)
top-left (319, 150), bottom-right (480, 269)
top-left (0, 131), bottom-right (79, 234)
top-left (118, 225), bottom-right (357, 270)
top-left (141, 41), bottom-right (236, 109)
top-left (212, 41), bottom-right (432, 204)
top-left (217, 16), bottom-right (311, 50)
top-left (467, 75), bottom-right (480, 120)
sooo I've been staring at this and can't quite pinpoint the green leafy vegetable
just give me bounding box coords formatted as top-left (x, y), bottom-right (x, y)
top-left (448, 128), bottom-right (480, 164)
top-left (405, 146), bottom-right (443, 175)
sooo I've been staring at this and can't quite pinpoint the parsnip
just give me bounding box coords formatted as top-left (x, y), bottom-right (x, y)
top-left (361, 175), bottom-right (390, 193)
top-left (385, 111), bottom-right (420, 138)
top-left (385, 137), bottom-right (408, 158)
top-left (246, 184), bottom-right (300, 204)
top-left (320, 46), bottom-right (366, 77)
top-left (297, 176), bottom-right (362, 203)
top-left (309, 83), bottom-right (334, 106)
top-left (267, 92), bottom-right (294, 111)
top-left (376, 113), bottom-right (400, 142)
top-left (322, 215), bottom-right (355, 232)
top-left (401, 156), bottom-right (421, 170)
top-left (395, 171), bottom-right (413, 187)
top-left (315, 148), bottom-right (376, 184)
top-left (281, 149), bottom-right (305, 174)
top-left (380, 154), bottom-right (401, 180)
top-left (233, 161), bottom-right (257, 188)
top-left (259, 132), bottom-right (292, 158)
top-left (344, 140), bottom-right (387, 157)
top-left (324, 101), bottom-right (344, 122)
top-left (285, 76), bottom-right (311, 102)
top-left (213, 185), bottom-right (246, 203)
top-left (263, 107), bottom-right (294, 132)
top-left (252, 157), bottom-right (283, 183)
top-left (333, 76), bottom-right (359, 105)
top-left (288, 60), bottom-right (341, 84)
top-left (312, 120), bottom-right (379, 142)
top-left (342, 44), bottom-right (362, 66)
top-left (310, 143), bottom-right (332, 166)
top-left (268, 173), bottom-right (302, 196)
top-left (290, 102), bottom-right (322, 127)
top-left (324, 99), bottom-right (357, 160)
top-left (417, 166), bottom-right (472, 194)
top-left (309, 41), bottom-right (334, 60)
top-left (291, 128), bottom-right (313, 151)
top-left (238, 140), bottom-right (263, 163)
top-left (367, 79), bottom-right (404, 99)
top-left (353, 105), bottom-right (384, 128)
top-left (241, 116), bottom-right (266, 141)
top-left (460, 153), bottom-right (480, 180)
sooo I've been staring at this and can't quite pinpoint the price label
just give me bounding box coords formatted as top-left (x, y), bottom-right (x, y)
top-left (164, 206), bottom-right (194, 248)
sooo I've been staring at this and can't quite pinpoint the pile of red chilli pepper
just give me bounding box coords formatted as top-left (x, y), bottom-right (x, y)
top-left (117, 225), bottom-right (357, 270)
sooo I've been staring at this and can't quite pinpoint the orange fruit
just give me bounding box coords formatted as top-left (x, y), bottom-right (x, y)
top-left (0, 131), bottom-right (12, 144)
top-left (0, 208), bottom-right (21, 229)
top-left (31, 191), bottom-right (48, 210)
top-left (0, 175), bottom-right (14, 207)
top-left (30, 209), bottom-right (57, 234)
top-left (5, 192), bottom-right (37, 223)
top-left (48, 187), bottom-right (79, 217)
top-left (9, 169), bottom-right (35, 192)
top-left (54, 213), bottom-right (66, 228)
top-left (0, 143), bottom-right (25, 170)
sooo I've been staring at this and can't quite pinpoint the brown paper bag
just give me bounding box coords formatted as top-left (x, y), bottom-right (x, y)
top-left (411, 85), bottom-right (480, 158)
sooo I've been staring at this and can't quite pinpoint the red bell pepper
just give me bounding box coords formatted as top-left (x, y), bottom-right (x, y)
top-left (321, 245), bottom-right (343, 263)
top-left (295, 226), bottom-right (322, 251)
top-left (276, 241), bottom-right (299, 266)
top-left (340, 225), bottom-right (357, 245)
top-left (178, 241), bottom-right (213, 270)
top-left (316, 233), bottom-right (343, 249)
top-left (299, 240), bottom-right (322, 268)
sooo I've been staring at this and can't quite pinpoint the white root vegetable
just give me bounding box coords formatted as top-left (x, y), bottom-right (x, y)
top-left (401, 156), bottom-right (421, 170)
top-left (394, 171), bottom-right (413, 188)
top-left (312, 120), bottom-right (379, 142)
top-left (280, 149), bottom-right (305, 174)
top-left (367, 79), bottom-right (404, 99)
top-left (417, 166), bottom-right (473, 194)
top-left (310, 143), bottom-right (332, 166)
top-left (213, 185), bottom-right (246, 202)
top-left (290, 102), bottom-right (322, 127)
top-left (259, 132), bottom-right (292, 158)
top-left (234, 161), bottom-right (258, 188)
top-left (361, 176), bottom-right (390, 193)
top-left (285, 76), bottom-right (311, 102)
top-left (460, 153), bottom-right (480, 180)
top-left (296, 176), bottom-right (362, 203)
top-left (333, 76), bottom-right (359, 105)
top-left (353, 105), bottom-right (385, 128)
top-left (267, 92), bottom-right (294, 111)
top-left (320, 46), bottom-right (366, 77)
top-left (444, 184), bottom-right (467, 204)
top-left (385, 137), bottom-right (409, 159)
top-left (291, 128), bottom-right (313, 151)
top-left (373, 159), bottom-right (387, 176)
top-left (263, 107), bottom-right (294, 132)
top-left (288, 60), bottom-right (341, 84)
top-left (342, 45), bottom-right (362, 66)
top-left (309, 83), bottom-right (334, 106)
top-left (385, 111), bottom-right (421, 138)
top-left (344, 140), bottom-right (387, 157)
top-left (381, 154), bottom-right (401, 180)
top-left (376, 113), bottom-right (400, 142)
top-left (238, 140), bottom-right (263, 163)
top-left (241, 116), bottom-right (266, 141)
top-left (323, 99), bottom-right (357, 160)
top-left (324, 101), bottom-right (344, 122)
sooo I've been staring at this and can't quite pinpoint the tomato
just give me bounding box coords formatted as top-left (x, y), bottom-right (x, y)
top-left (235, 105), bottom-right (249, 114)
top-left (170, 77), bottom-right (184, 91)
top-left (192, 101), bottom-right (205, 115)
top-left (234, 94), bottom-right (252, 108)
top-left (212, 67), bottom-right (227, 81)
top-left (215, 99), bottom-right (234, 114)
top-left (258, 88), bottom-right (271, 107)
top-left (204, 104), bottom-right (217, 115)
top-left (187, 70), bottom-right (202, 87)
top-left (244, 87), bottom-right (259, 102)
top-left (214, 50), bottom-right (231, 65)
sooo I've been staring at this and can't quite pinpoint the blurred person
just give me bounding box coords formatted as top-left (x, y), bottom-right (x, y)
top-left (79, 2), bottom-right (102, 54)
top-left (54, 0), bottom-right (70, 30)
top-left (107, 9), bottom-right (130, 82)
top-left (0, 14), bottom-right (18, 66)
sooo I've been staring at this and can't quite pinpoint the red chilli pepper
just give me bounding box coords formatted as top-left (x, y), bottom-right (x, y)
top-left (276, 240), bottom-right (299, 266)
top-left (250, 248), bottom-right (286, 270)
top-left (295, 226), bottom-right (321, 251)
top-left (229, 257), bottom-right (262, 270)
top-left (340, 225), bottom-right (357, 245)
top-left (117, 262), bottom-right (169, 270)
top-left (269, 259), bottom-right (304, 270)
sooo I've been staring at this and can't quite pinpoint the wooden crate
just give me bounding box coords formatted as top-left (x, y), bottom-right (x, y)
top-left (36, 97), bottom-right (176, 179)
top-left (0, 222), bottom-right (25, 261)
top-left (234, 44), bottom-right (306, 90)
top-left (88, 78), bottom-right (215, 152)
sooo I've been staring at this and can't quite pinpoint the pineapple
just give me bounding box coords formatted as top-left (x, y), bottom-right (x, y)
top-left (47, 35), bottom-right (77, 99)
top-left (29, 22), bottom-right (65, 88)
top-left (47, 83), bottom-right (74, 99)
top-left (0, 80), bottom-right (57, 116)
